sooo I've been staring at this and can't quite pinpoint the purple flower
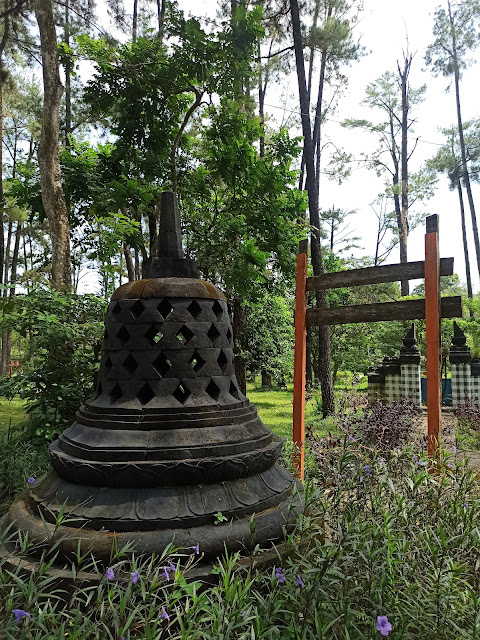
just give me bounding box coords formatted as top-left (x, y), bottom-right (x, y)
top-left (105, 567), bottom-right (115, 580)
top-left (120, 637), bottom-right (126, 640)
top-left (27, 477), bottom-right (35, 485)
top-left (191, 543), bottom-right (200, 555)
top-left (413, 454), bottom-right (418, 463)
top-left (447, 463), bottom-right (453, 470)
top-left (161, 566), bottom-right (170, 581)
top-left (295, 574), bottom-right (304, 588)
top-left (349, 435), bottom-right (355, 443)
top-left (452, 445), bottom-right (457, 453)
top-left (168, 561), bottom-right (176, 573)
top-left (131, 570), bottom-right (139, 584)
top-left (376, 615), bottom-right (392, 637)
top-left (365, 465), bottom-right (371, 477)
top-left (275, 567), bottom-right (286, 583)
top-left (378, 458), bottom-right (384, 466)
top-left (159, 606), bottom-right (170, 621)
top-left (12, 609), bottom-right (31, 623)
top-left (242, 610), bottom-right (247, 617)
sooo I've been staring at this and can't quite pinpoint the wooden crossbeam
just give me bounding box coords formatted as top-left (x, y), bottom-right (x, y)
top-left (306, 257), bottom-right (454, 292)
top-left (306, 296), bottom-right (463, 327)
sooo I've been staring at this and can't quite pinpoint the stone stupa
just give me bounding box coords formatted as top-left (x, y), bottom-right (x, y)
top-left (0, 192), bottom-right (299, 576)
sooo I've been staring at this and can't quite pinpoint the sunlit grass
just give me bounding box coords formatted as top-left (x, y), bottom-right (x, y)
top-left (0, 397), bottom-right (26, 432)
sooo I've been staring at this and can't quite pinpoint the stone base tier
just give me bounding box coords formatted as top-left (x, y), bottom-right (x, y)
top-left (2, 469), bottom-right (300, 563)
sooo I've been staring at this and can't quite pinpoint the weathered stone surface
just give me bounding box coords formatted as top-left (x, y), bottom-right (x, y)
top-left (1, 191), bottom-right (299, 573)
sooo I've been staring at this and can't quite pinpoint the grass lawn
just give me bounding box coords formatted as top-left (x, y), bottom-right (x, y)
top-left (0, 382), bottom-right (344, 440)
top-left (246, 380), bottom-right (327, 441)
top-left (0, 397), bottom-right (26, 432)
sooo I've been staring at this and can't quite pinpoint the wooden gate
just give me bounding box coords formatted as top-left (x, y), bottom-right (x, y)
top-left (293, 215), bottom-right (463, 480)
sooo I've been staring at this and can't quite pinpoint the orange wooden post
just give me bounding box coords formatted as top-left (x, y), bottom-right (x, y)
top-left (425, 214), bottom-right (441, 458)
top-left (293, 250), bottom-right (307, 480)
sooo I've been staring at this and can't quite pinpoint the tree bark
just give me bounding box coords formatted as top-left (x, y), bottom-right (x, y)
top-left (157, 0), bottom-right (165, 41)
top-left (35, 0), bottom-right (72, 291)
top-left (290, 0), bottom-right (335, 416)
top-left (123, 243), bottom-right (135, 281)
top-left (232, 297), bottom-right (246, 395)
top-left (132, 0), bottom-right (138, 42)
top-left (398, 54), bottom-right (412, 296)
top-left (457, 180), bottom-right (473, 299)
top-left (64, 0), bottom-right (71, 148)
top-left (449, 0), bottom-right (480, 279)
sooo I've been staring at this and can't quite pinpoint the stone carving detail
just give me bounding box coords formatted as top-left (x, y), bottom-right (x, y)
top-left (1, 191), bottom-right (299, 569)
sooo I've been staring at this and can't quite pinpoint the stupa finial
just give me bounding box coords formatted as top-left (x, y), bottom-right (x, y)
top-left (147, 191), bottom-right (199, 278)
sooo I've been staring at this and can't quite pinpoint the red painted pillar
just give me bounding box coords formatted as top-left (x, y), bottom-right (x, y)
top-left (425, 214), bottom-right (441, 458)
top-left (293, 250), bottom-right (307, 480)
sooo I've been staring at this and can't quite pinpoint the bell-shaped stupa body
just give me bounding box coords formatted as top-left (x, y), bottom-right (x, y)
top-left (1, 193), bottom-right (298, 567)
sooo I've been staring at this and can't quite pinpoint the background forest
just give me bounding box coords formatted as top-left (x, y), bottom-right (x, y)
top-left (1, 0), bottom-right (480, 433)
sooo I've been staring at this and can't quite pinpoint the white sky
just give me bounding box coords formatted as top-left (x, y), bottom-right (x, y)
top-left (176, 0), bottom-right (480, 293)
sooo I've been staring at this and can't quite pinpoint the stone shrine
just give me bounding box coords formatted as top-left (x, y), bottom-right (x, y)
top-left (1, 192), bottom-right (299, 572)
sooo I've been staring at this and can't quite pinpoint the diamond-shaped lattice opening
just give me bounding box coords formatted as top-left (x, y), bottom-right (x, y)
top-left (207, 324), bottom-right (221, 345)
top-left (122, 353), bottom-right (138, 374)
top-left (117, 325), bottom-right (131, 343)
top-left (229, 381), bottom-right (240, 400)
top-left (131, 299), bottom-right (145, 319)
top-left (112, 301), bottom-right (122, 315)
top-left (173, 382), bottom-right (191, 405)
top-left (206, 379), bottom-right (221, 402)
top-left (137, 383), bottom-right (155, 405)
top-left (217, 349), bottom-right (228, 373)
top-left (226, 328), bottom-right (232, 343)
top-left (176, 325), bottom-right (194, 346)
top-left (187, 299), bottom-right (202, 319)
top-left (212, 300), bottom-right (223, 320)
top-left (104, 355), bottom-right (113, 371)
top-left (152, 352), bottom-right (172, 377)
top-left (145, 325), bottom-right (163, 345)
top-left (110, 383), bottom-right (123, 404)
top-left (158, 299), bottom-right (173, 320)
top-left (189, 350), bottom-right (206, 373)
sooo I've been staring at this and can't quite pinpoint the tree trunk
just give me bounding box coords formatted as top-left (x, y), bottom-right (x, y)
top-left (449, 1), bottom-right (480, 279)
top-left (457, 180), bottom-right (473, 299)
top-left (290, 0), bottom-right (334, 416)
top-left (1, 221), bottom-right (21, 375)
top-left (64, 0), bottom-right (71, 148)
top-left (306, 326), bottom-right (313, 389)
top-left (398, 54), bottom-right (412, 296)
top-left (132, 0), bottom-right (138, 42)
top-left (157, 0), bottom-right (165, 41)
top-left (35, 0), bottom-right (72, 291)
top-left (134, 246), bottom-right (140, 280)
top-left (123, 243), bottom-right (135, 281)
top-left (232, 297), bottom-right (247, 395)
top-left (2, 219), bottom-right (11, 301)
top-left (261, 370), bottom-right (272, 387)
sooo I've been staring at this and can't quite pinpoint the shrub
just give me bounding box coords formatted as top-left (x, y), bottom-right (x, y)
top-left (333, 398), bottom-right (419, 453)
top-left (0, 286), bottom-right (105, 440)
top-left (1, 440), bottom-right (480, 639)
top-left (0, 426), bottom-right (49, 516)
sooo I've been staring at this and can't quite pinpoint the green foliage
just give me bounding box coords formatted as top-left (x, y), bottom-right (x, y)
top-left (243, 293), bottom-right (294, 384)
top-left (0, 286), bottom-right (105, 440)
top-left (459, 295), bottom-right (480, 356)
top-left (2, 441), bottom-right (480, 638)
top-left (426, 120), bottom-right (480, 189)
top-left (0, 426), bottom-right (49, 515)
top-left (425, 0), bottom-right (480, 79)
top-left (182, 100), bottom-right (306, 301)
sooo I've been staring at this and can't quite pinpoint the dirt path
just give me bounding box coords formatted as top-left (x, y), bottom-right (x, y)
top-left (413, 411), bottom-right (480, 471)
